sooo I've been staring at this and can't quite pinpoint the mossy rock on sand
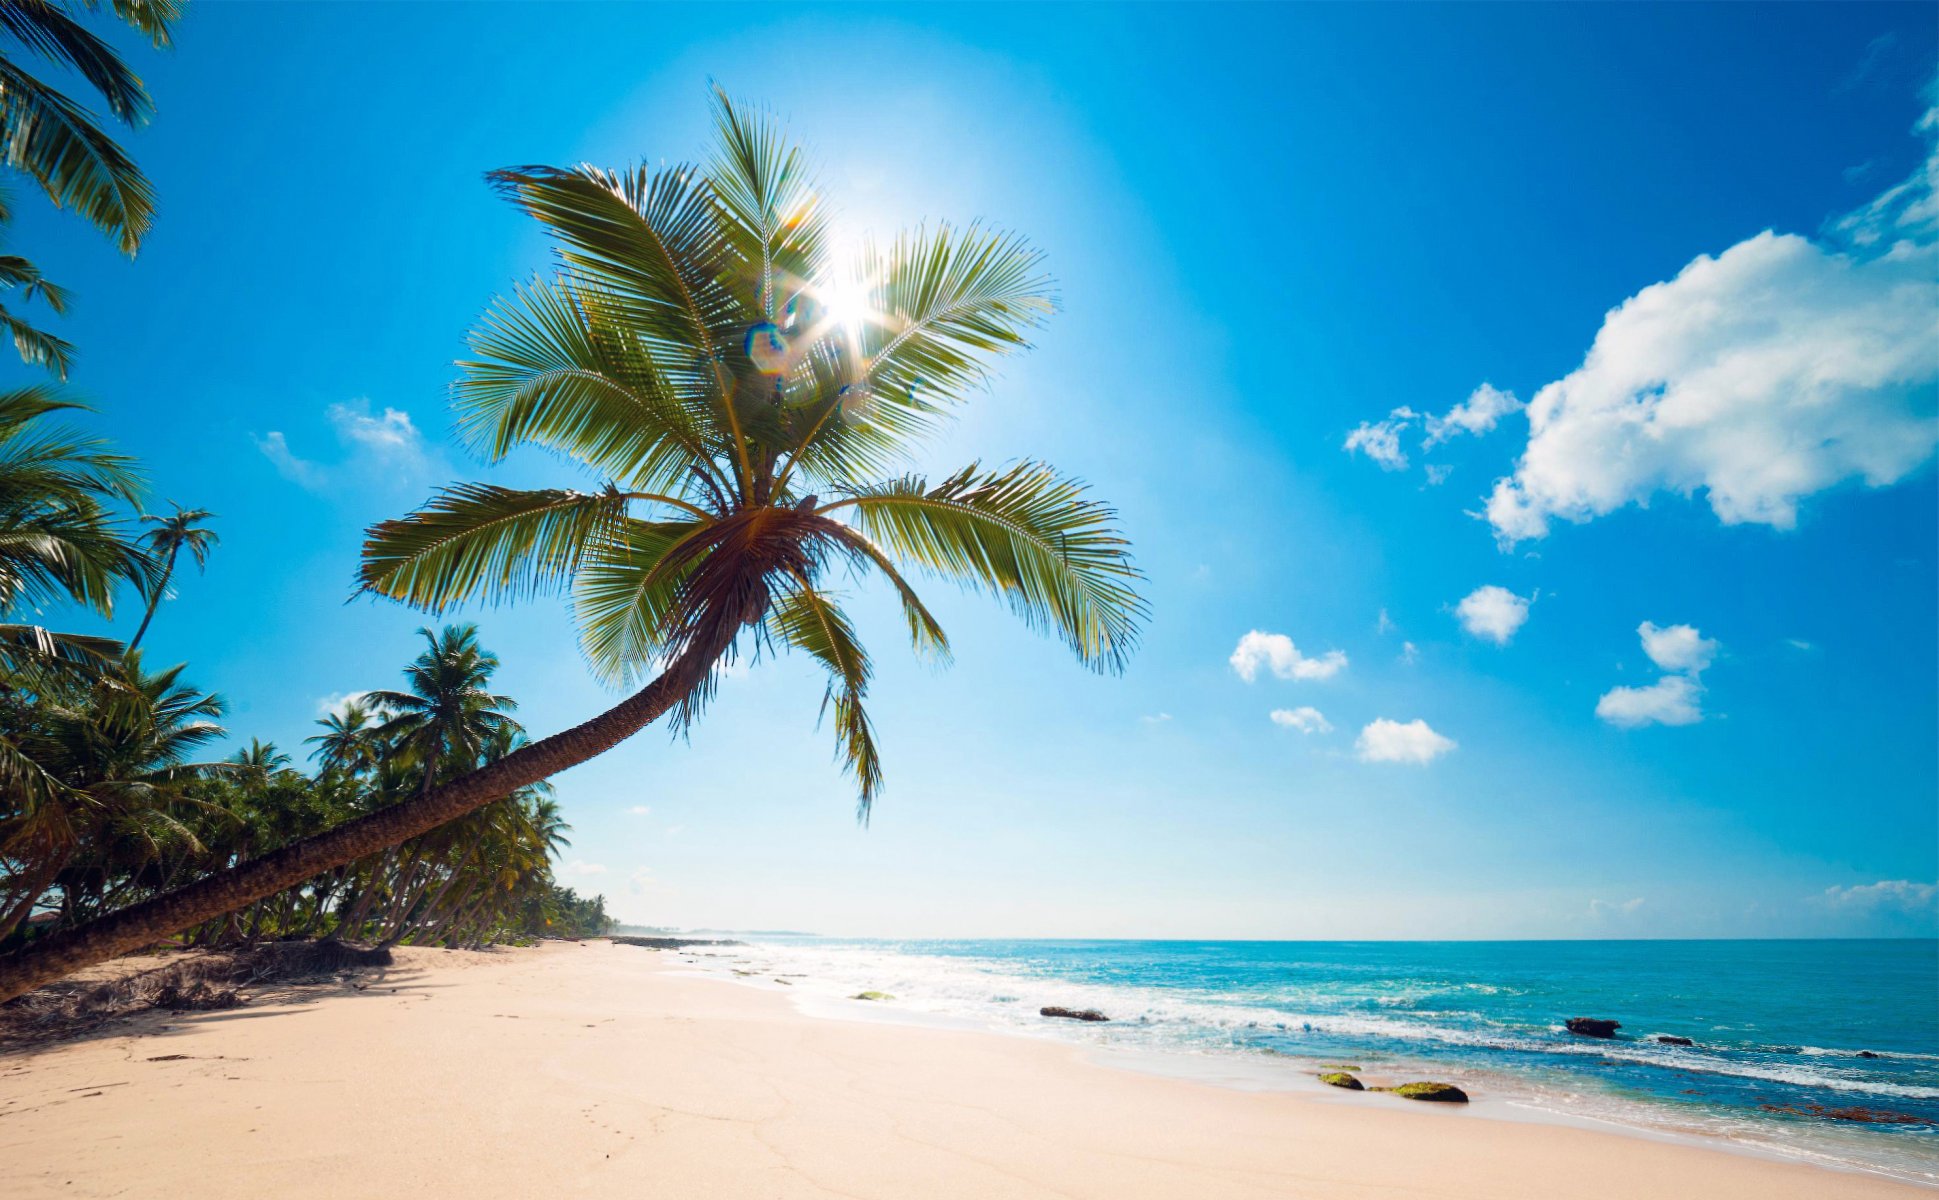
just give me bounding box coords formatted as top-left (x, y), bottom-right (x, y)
top-left (1318, 1072), bottom-right (1364, 1090)
top-left (850, 991), bottom-right (895, 1001)
top-left (1319, 1064), bottom-right (1364, 1072)
top-left (1372, 1082), bottom-right (1469, 1103)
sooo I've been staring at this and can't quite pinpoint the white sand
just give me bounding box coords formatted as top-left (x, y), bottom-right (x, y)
top-left (0, 941), bottom-right (1922, 1198)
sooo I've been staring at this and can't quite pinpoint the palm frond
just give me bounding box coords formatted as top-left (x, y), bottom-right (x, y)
top-left (768, 577), bottom-right (881, 819)
top-left (0, 58), bottom-right (153, 253)
top-left (571, 516), bottom-right (712, 687)
top-left (0, 303), bottom-right (72, 378)
top-left (102, 0), bottom-right (182, 48)
top-left (706, 88), bottom-right (827, 320)
top-left (457, 276), bottom-right (728, 496)
top-left (358, 483), bottom-right (635, 614)
top-left (0, 0), bottom-right (151, 122)
top-left (823, 461), bottom-right (1144, 672)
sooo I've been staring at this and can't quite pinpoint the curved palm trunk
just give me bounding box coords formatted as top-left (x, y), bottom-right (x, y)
top-left (0, 635), bottom-right (726, 1003)
top-left (126, 548), bottom-right (177, 652)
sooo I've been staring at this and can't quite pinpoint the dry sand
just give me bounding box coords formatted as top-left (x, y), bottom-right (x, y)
top-left (0, 940), bottom-right (1921, 1198)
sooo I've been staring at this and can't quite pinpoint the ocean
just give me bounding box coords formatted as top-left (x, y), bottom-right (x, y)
top-left (675, 937), bottom-right (1939, 1185)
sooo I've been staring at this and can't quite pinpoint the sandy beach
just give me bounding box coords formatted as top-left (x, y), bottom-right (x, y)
top-left (0, 941), bottom-right (1921, 1199)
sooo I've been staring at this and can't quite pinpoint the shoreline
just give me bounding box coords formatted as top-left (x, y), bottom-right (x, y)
top-left (1, 941), bottom-right (1929, 1199)
top-left (669, 946), bottom-right (1937, 1188)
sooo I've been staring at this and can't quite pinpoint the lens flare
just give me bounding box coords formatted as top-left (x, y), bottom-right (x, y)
top-left (745, 321), bottom-right (789, 374)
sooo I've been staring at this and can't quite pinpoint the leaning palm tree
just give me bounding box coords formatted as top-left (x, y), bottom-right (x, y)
top-left (126, 502), bottom-right (216, 650)
top-left (0, 91), bottom-right (1145, 1000)
top-left (0, 0), bottom-right (181, 257)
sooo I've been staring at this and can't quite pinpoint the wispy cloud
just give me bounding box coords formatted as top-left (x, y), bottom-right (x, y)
top-left (1590, 896), bottom-right (1646, 917)
top-left (1598, 621), bottom-right (1720, 728)
top-left (1817, 879), bottom-right (1937, 914)
top-left (255, 399), bottom-right (436, 493)
top-left (315, 690), bottom-right (373, 719)
top-left (1270, 706), bottom-right (1332, 734)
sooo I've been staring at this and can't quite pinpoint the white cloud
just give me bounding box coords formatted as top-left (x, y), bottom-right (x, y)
top-left (1596, 674), bottom-right (1704, 728)
top-left (1229, 631), bottom-right (1347, 682)
top-left (1818, 879), bottom-right (1938, 913)
top-left (1485, 102), bottom-right (1939, 544)
top-left (256, 398), bottom-right (433, 492)
top-left (314, 690), bottom-right (374, 719)
top-left (1343, 409), bottom-right (1416, 470)
top-left (1455, 585), bottom-right (1532, 645)
top-left (1376, 608), bottom-right (1395, 635)
top-left (1423, 463), bottom-right (1453, 487)
top-left (1354, 718), bottom-right (1456, 764)
top-left (1638, 621), bottom-right (1719, 674)
top-left (1399, 641), bottom-right (1419, 665)
top-left (1427, 383), bottom-right (1524, 445)
top-left (627, 805), bottom-right (652, 816)
top-left (1140, 712), bottom-right (1173, 725)
top-left (1270, 706), bottom-right (1333, 734)
top-left (1590, 897), bottom-right (1646, 917)
top-left (1785, 638), bottom-right (1815, 652)
top-left (559, 859), bottom-right (609, 878)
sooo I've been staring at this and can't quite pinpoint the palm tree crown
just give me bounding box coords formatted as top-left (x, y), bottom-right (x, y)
top-left (126, 501), bottom-right (216, 650)
top-left (361, 90), bottom-right (1147, 816)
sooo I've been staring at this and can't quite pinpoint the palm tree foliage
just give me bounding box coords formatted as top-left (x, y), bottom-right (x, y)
top-left (0, 0), bottom-right (181, 257)
top-left (361, 89), bottom-right (1146, 817)
top-left (0, 627), bottom-right (613, 950)
top-left (0, 93), bottom-right (1141, 1002)
top-left (126, 500), bottom-right (215, 650)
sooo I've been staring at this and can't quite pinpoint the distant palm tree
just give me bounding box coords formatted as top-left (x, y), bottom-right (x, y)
top-left (126, 502), bottom-right (215, 651)
top-left (366, 624), bottom-right (518, 801)
top-left (0, 0), bottom-right (181, 256)
top-left (0, 91), bottom-right (1146, 1000)
top-left (305, 699), bottom-right (381, 777)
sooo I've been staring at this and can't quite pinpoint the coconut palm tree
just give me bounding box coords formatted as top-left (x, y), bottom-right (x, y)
top-left (0, 91), bottom-right (1146, 1001)
top-left (0, 0), bottom-right (182, 257)
top-left (366, 624), bottom-right (518, 801)
top-left (305, 699), bottom-right (382, 777)
top-left (126, 502), bottom-right (216, 651)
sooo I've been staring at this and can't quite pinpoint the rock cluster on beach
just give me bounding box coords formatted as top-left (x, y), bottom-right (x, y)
top-left (1040, 1006), bottom-right (1110, 1022)
top-left (610, 936), bottom-right (744, 950)
top-left (1374, 1082), bottom-right (1470, 1103)
top-left (1318, 1072), bottom-right (1364, 1090)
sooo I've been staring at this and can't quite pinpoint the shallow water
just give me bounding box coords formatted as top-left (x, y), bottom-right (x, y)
top-left (687, 937), bottom-right (1939, 1184)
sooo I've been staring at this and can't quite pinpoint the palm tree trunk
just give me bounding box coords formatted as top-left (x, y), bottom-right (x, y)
top-left (0, 853), bottom-right (67, 942)
top-left (125, 550), bottom-right (176, 652)
top-left (0, 632), bottom-right (729, 1002)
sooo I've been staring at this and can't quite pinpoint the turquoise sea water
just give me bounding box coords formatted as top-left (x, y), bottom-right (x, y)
top-left (705, 937), bottom-right (1938, 1183)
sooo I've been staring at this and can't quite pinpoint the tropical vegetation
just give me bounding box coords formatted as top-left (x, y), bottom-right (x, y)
top-left (0, 0), bottom-right (183, 376)
top-left (0, 90), bottom-right (1141, 1002)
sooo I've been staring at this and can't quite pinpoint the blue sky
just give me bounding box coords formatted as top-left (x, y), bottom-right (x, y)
top-left (22, 3), bottom-right (1938, 937)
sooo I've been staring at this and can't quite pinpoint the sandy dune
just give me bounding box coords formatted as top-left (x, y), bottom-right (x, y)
top-left (0, 941), bottom-right (1920, 1199)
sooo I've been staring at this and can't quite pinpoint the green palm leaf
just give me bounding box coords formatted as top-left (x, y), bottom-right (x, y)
top-left (358, 484), bottom-right (636, 614)
top-left (768, 578), bottom-right (881, 818)
top-left (0, 57), bottom-right (153, 253)
top-left (823, 461), bottom-right (1144, 673)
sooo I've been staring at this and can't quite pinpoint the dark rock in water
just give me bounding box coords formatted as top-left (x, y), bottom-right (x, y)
top-left (1040, 1006), bottom-right (1110, 1022)
top-left (1759, 1103), bottom-right (1922, 1125)
top-left (610, 936), bottom-right (744, 950)
top-left (1374, 1082), bottom-right (1469, 1103)
top-left (1654, 1035), bottom-right (1695, 1046)
top-left (1566, 1017), bottom-right (1621, 1039)
top-left (1857, 1050), bottom-right (1881, 1059)
top-left (1318, 1072), bottom-right (1364, 1090)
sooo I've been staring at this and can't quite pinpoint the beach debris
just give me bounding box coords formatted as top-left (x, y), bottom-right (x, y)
top-left (1565, 1017), bottom-right (1621, 1039)
top-left (1653, 1035), bottom-right (1694, 1046)
top-left (1758, 1103), bottom-right (1923, 1125)
top-left (850, 991), bottom-right (895, 1002)
top-left (1318, 1072), bottom-right (1364, 1090)
top-left (1040, 1006), bottom-right (1110, 1022)
top-left (1372, 1082), bottom-right (1470, 1103)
